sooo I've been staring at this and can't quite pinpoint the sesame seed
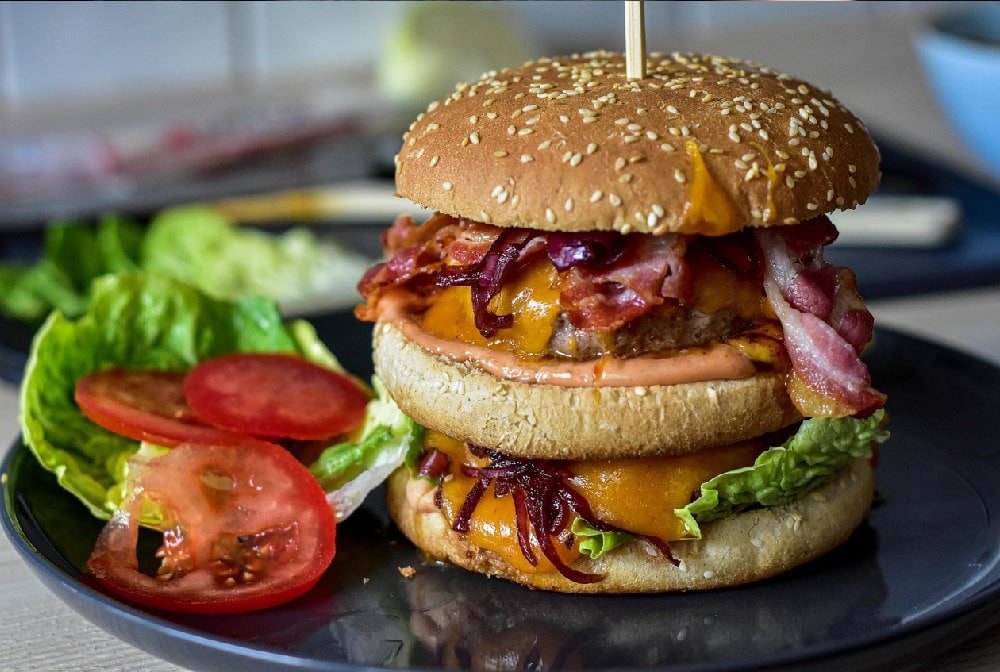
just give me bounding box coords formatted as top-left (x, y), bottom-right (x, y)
top-left (565, 198), bottom-right (574, 212)
top-left (586, 143), bottom-right (598, 154)
top-left (520, 154), bottom-right (534, 163)
top-left (660, 143), bottom-right (676, 152)
top-left (469, 132), bottom-right (480, 145)
top-left (538, 139), bottom-right (553, 150)
top-left (442, 181), bottom-right (453, 191)
top-left (751, 538), bottom-right (762, 549)
top-left (793, 170), bottom-right (807, 179)
top-left (493, 150), bottom-right (507, 158)
top-left (652, 204), bottom-right (665, 217)
top-left (429, 155), bottom-right (440, 167)
top-left (620, 173), bottom-right (633, 183)
top-left (590, 190), bottom-right (604, 202)
top-left (609, 193), bottom-right (622, 206)
top-left (703, 570), bottom-right (715, 579)
top-left (469, 115), bottom-right (479, 124)
top-left (518, 128), bottom-right (534, 136)
top-left (507, 125), bottom-right (516, 136)
top-left (615, 157), bottom-right (627, 171)
top-left (545, 208), bottom-right (556, 223)
top-left (647, 212), bottom-right (658, 228)
top-left (615, 117), bottom-right (629, 125)
top-left (674, 169), bottom-right (687, 184)
top-left (806, 202), bottom-right (818, 210)
top-left (582, 116), bottom-right (598, 124)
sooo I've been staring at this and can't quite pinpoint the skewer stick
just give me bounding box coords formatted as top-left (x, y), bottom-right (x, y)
top-left (625, 1), bottom-right (646, 80)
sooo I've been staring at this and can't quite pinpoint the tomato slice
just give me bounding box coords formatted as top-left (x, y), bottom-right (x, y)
top-left (86, 441), bottom-right (336, 614)
top-left (75, 368), bottom-right (263, 448)
top-left (183, 353), bottom-right (368, 440)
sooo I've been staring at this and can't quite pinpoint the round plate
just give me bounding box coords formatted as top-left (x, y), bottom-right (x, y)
top-left (3, 327), bottom-right (1000, 672)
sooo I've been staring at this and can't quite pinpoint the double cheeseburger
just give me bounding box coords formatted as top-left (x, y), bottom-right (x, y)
top-left (357, 51), bottom-right (889, 593)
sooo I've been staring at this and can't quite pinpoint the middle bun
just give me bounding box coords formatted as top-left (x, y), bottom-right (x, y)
top-left (374, 320), bottom-right (801, 459)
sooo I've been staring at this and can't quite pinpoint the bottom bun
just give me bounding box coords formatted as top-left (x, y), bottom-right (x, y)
top-left (386, 459), bottom-right (873, 593)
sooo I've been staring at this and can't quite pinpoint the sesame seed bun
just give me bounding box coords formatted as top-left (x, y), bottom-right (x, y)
top-left (373, 320), bottom-right (801, 459)
top-left (386, 458), bottom-right (874, 593)
top-left (395, 51), bottom-right (880, 235)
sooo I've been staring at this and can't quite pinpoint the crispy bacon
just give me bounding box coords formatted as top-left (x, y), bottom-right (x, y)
top-left (756, 216), bottom-right (886, 416)
top-left (355, 214), bottom-right (500, 321)
top-left (560, 234), bottom-right (691, 331)
top-left (357, 215), bottom-right (691, 334)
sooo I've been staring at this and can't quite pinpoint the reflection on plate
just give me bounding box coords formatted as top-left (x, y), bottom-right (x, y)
top-left (3, 327), bottom-right (1000, 672)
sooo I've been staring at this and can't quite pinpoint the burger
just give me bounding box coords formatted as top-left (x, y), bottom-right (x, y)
top-left (355, 51), bottom-right (889, 593)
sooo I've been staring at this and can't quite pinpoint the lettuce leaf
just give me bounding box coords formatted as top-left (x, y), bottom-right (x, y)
top-left (0, 215), bottom-right (142, 322)
top-left (675, 410), bottom-right (889, 539)
top-left (310, 377), bottom-right (424, 521)
top-left (141, 205), bottom-right (371, 314)
top-left (570, 411), bottom-right (888, 556)
top-left (19, 271), bottom-right (345, 519)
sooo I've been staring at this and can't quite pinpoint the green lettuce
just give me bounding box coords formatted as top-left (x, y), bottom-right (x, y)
top-left (573, 411), bottom-right (888, 558)
top-left (310, 377), bottom-right (424, 521)
top-left (142, 205), bottom-right (371, 314)
top-left (1, 205), bottom-right (371, 324)
top-left (0, 215), bottom-right (142, 322)
top-left (19, 271), bottom-right (349, 519)
top-left (675, 410), bottom-right (888, 539)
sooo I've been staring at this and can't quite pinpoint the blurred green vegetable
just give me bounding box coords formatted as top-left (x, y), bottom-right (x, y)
top-left (0, 206), bottom-right (371, 324)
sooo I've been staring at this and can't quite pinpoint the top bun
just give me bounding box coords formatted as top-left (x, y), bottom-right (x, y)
top-left (395, 51), bottom-right (881, 235)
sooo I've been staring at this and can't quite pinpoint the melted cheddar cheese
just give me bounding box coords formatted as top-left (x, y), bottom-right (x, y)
top-left (679, 141), bottom-right (745, 236)
top-left (421, 257), bottom-right (562, 358)
top-left (428, 432), bottom-right (764, 575)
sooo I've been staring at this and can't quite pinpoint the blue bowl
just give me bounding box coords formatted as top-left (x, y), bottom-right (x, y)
top-left (915, 5), bottom-right (1000, 179)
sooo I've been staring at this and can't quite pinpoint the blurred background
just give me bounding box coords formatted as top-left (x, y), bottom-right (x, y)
top-left (1, 1), bottom-right (996, 225)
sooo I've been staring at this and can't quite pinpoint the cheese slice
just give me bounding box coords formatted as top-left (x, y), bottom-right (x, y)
top-left (429, 432), bottom-right (764, 575)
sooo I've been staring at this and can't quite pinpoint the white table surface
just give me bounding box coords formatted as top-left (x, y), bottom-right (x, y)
top-left (3, 7), bottom-right (1000, 672)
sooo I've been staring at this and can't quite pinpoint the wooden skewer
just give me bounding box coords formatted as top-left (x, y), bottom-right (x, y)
top-left (625, 1), bottom-right (646, 80)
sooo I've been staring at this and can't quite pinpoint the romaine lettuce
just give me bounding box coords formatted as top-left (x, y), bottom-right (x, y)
top-left (575, 411), bottom-right (888, 558)
top-left (142, 205), bottom-right (371, 314)
top-left (18, 271), bottom-right (353, 519)
top-left (310, 377), bottom-right (424, 521)
top-left (0, 215), bottom-right (142, 322)
top-left (675, 410), bottom-right (888, 539)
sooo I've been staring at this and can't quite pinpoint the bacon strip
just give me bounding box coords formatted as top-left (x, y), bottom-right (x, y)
top-left (560, 234), bottom-right (690, 331)
top-left (756, 217), bottom-right (885, 416)
top-left (357, 214), bottom-right (691, 334)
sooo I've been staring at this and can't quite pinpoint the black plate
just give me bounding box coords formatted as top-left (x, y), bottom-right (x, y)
top-left (3, 326), bottom-right (1000, 672)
